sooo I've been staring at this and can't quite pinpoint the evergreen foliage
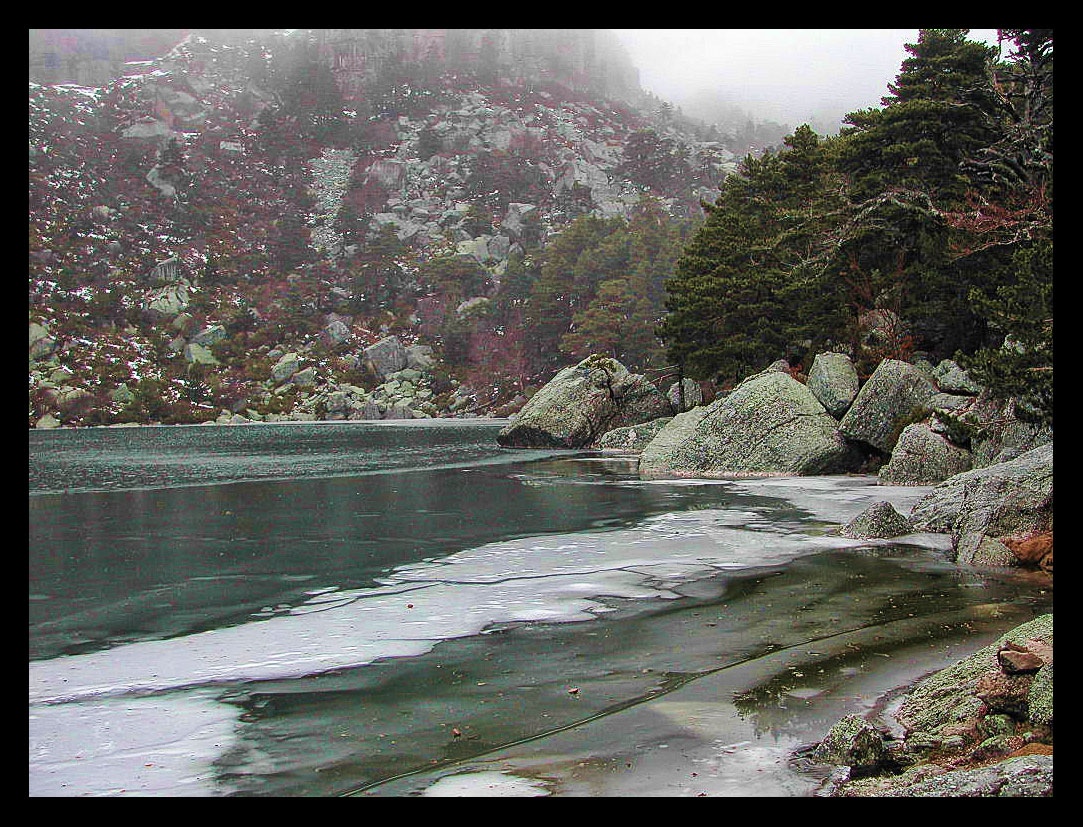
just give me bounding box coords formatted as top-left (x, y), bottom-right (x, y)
top-left (660, 126), bottom-right (846, 383)
top-left (659, 29), bottom-right (1053, 423)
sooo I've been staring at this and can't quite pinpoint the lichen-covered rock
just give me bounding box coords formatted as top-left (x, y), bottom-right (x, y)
top-left (141, 281), bottom-right (191, 318)
top-left (812, 715), bottom-right (889, 771)
top-left (183, 342), bottom-right (219, 365)
top-left (598, 417), bottom-right (673, 451)
top-left (806, 351), bottom-right (859, 418)
top-left (838, 500), bottom-right (913, 539)
top-left (29, 321), bottom-right (58, 361)
top-left (909, 443), bottom-right (1052, 564)
top-left (895, 614), bottom-right (1052, 739)
top-left (666, 378), bottom-right (702, 412)
top-left (363, 336), bottom-right (409, 380)
top-left (837, 755), bottom-right (1052, 797)
top-left (1027, 664), bottom-right (1053, 728)
top-left (968, 537), bottom-right (1019, 567)
top-left (190, 324), bottom-right (228, 348)
top-left (839, 359), bottom-right (937, 453)
top-left (932, 359), bottom-right (982, 395)
top-left (639, 369), bottom-right (855, 477)
top-left (497, 355), bottom-right (671, 449)
top-left (271, 351), bottom-right (301, 384)
top-left (878, 422), bottom-right (973, 485)
top-left (405, 344), bottom-right (435, 371)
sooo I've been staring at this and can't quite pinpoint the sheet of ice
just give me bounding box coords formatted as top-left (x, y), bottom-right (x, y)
top-left (28, 691), bottom-right (237, 796)
top-left (420, 771), bottom-right (551, 797)
top-left (29, 476), bottom-right (948, 706)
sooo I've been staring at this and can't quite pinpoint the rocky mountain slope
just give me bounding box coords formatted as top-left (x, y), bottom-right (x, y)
top-left (29, 29), bottom-right (749, 428)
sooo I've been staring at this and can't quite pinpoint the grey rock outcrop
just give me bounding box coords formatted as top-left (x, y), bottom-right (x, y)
top-left (639, 369), bottom-right (855, 477)
top-left (878, 422), bottom-right (973, 485)
top-left (141, 281), bottom-right (191, 318)
top-left (811, 715), bottom-right (890, 772)
top-left (29, 321), bottom-right (58, 361)
top-left (932, 359), bottom-right (982, 395)
top-left (838, 500), bottom-right (912, 539)
top-left (190, 324), bottom-right (227, 348)
top-left (405, 344), bottom-right (435, 371)
top-left (271, 351), bottom-right (301, 384)
top-left (363, 336), bottom-right (409, 380)
top-left (321, 319), bottom-right (351, 347)
top-left (183, 342), bottom-right (219, 365)
top-left (839, 359), bottom-right (936, 453)
top-left (497, 355), bottom-right (671, 449)
top-left (806, 351), bottom-right (859, 418)
top-left (909, 443), bottom-right (1052, 565)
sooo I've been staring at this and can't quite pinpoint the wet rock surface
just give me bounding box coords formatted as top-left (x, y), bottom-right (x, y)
top-left (812, 614), bottom-right (1053, 797)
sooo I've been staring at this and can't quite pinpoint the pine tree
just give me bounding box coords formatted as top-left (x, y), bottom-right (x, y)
top-left (830, 30), bottom-right (1006, 359)
top-left (659, 126), bottom-right (846, 383)
top-left (960, 238), bottom-right (1052, 424)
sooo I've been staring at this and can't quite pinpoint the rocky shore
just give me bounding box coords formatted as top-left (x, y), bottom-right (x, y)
top-left (499, 349), bottom-right (1053, 795)
top-left (805, 614), bottom-right (1053, 797)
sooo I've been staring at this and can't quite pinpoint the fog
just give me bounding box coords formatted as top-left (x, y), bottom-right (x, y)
top-left (612, 29), bottom-right (1003, 134)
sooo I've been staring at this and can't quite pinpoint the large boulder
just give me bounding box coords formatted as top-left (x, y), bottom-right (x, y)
top-left (271, 351), bottom-right (301, 384)
top-left (909, 443), bottom-right (1052, 565)
top-left (363, 336), bottom-right (409, 380)
top-left (141, 281), bottom-right (191, 318)
top-left (639, 369), bottom-right (855, 478)
top-left (29, 321), bottom-right (58, 361)
top-left (932, 359), bottom-right (982, 395)
top-left (806, 351), bottom-right (859, 418)
top-left (190, 324), bottom-right (228, 348)
top-left (183, 342), bottom-right (219, 365)
top-left (878, 422), bottom-right (973, 485)
top-left (839, 359), bottom-right (937, 453)
top-left (405, 344), bottom-right (435, 371)
top-left (497, 355), bottom-right (671, 449)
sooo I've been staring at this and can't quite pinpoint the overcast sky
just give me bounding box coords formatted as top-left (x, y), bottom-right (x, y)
top-left (612, 29), bottom-right (1002, 131)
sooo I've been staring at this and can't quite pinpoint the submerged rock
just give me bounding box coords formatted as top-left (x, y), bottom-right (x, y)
top-left (838, 500), bottom-right (912, 539)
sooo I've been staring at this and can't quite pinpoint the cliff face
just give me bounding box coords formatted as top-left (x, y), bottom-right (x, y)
top-left (316, 29), bottom-right (640, 103)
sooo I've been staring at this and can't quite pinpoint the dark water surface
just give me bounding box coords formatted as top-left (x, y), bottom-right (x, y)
top-left (28, 422), bottom-right (1051, 796)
